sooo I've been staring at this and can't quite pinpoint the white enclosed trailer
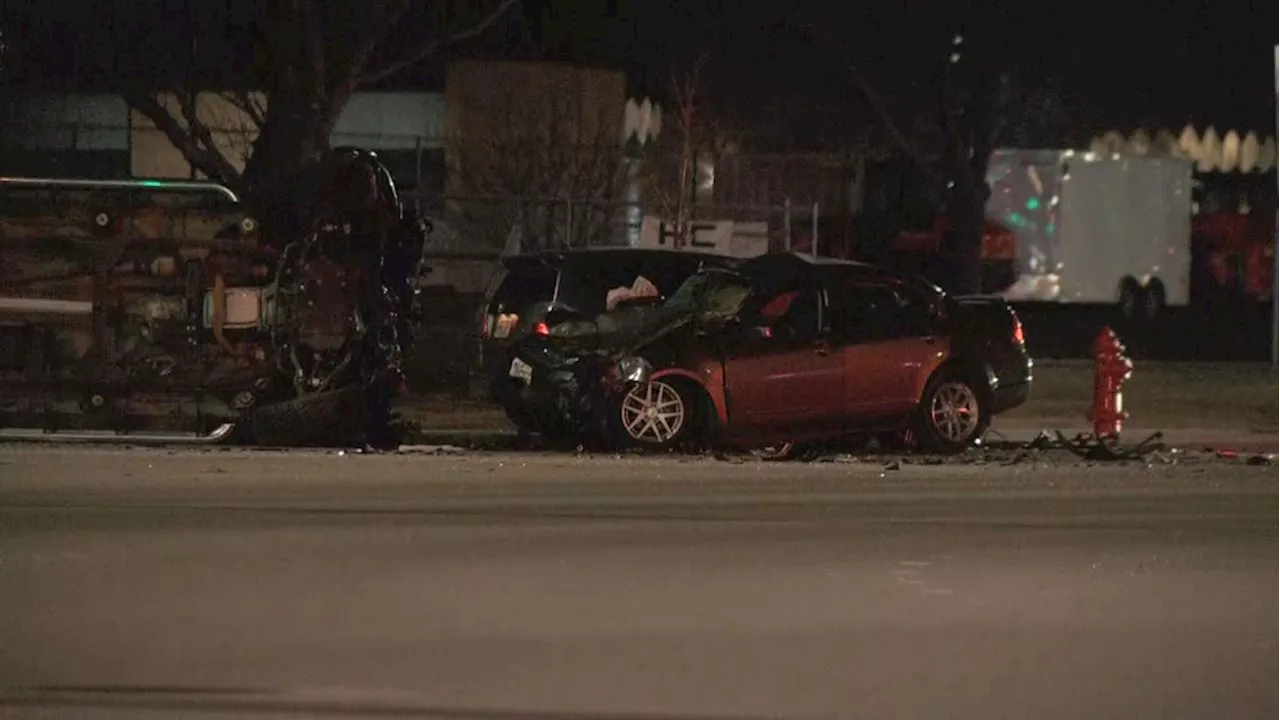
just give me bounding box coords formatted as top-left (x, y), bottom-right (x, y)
top-left (988, 149), bottom-right (1193, 317)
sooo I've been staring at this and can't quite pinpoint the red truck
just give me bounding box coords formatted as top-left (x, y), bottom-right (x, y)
top-left (888, 212), bottom-right (1017, 295)
top-left (1191, 208), bottom-right (1275, 303)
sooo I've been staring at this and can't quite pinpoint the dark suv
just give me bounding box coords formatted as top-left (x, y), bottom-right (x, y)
top-left (478, 248), bottom-right (737, 435)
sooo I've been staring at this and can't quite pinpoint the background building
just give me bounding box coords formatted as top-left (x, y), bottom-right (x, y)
top-left (0, 89), bottom-right (446, 193)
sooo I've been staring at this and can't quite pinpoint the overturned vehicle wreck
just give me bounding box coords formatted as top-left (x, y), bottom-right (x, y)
top-left (0, 150), bottom-right (429, 445)
top-left (499, 252), bottom-right (1034, 455)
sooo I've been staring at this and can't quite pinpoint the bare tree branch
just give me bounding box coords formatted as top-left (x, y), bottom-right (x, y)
top-left (174, 91), bottom-right (235, 175)
top-left (661, 54), bottom-right (712, 247)
top-left (323, 0), bottom-right (409, 104)
top-left (847, 65), bottom-right (941, 181)
top-left (105, 0), bottom-right (519, 199)
top-left (448, 72), bottom-right (628, 250)
top-left (118, 87), bottom-right (242, 185)
top-left (213, 91), bottom-right (265, 166)
top-left (221, 90), bottom-right (266, 127)
top-left (299, 0), bottom-right (327, 97)
top-left (359, 0), bottom-right (519, 86)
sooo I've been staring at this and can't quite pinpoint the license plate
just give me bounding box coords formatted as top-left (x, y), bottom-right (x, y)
top-left (509, 357), bottom-right (533, 384)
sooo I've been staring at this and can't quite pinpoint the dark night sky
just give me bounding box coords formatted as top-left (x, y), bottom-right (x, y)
top-left (617, 0), bottom-right (1279, 134)
top-left (4, 0), bottom-right (1277, 145)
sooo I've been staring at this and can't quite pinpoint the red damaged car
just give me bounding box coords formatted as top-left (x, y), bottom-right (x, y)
top-left (506, 252), bottom-right (1032, 453)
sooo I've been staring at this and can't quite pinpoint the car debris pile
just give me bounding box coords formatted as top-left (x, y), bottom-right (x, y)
top-left (0, 149), bottom-right (430, 447)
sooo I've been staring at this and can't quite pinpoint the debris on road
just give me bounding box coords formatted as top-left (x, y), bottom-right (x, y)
top-left (398, 444), bottom-right (467, 455)
top-left (374, 423), bottom-right (1273, 471)
top-left (1022, 430), bottom-right (1057, 450)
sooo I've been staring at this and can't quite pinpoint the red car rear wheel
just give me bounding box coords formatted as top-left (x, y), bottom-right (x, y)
top-left (916, 373), bottom-right (989, 453)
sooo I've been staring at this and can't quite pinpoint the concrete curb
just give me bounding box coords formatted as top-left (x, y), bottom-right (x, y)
top-left (407, 426), bottom-right (1278, 456)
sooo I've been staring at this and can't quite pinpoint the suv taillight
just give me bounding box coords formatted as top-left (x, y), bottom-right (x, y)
top-left (1012, 315), bottom-right (1025, 345)
top-left (534, 321), bottom-right (550, 336)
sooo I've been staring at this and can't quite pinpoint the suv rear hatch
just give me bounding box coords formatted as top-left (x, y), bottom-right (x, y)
top-left (949, 295), bottom-right (1025, 347)
top-left (482, 262), bottom-right (560, 342)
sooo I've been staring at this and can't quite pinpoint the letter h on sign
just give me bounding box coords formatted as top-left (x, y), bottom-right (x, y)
top-left (657, 222), bottom-right (718, 250)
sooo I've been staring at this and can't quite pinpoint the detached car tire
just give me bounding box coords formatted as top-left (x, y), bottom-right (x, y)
top-left (915, 372), bottom-right (990, 453)
top-left (610, 378), bottom-right (696, 451)
top-left (250, 386), bottom-right (369, 447)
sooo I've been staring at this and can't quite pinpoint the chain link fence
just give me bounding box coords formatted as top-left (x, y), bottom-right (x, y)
top-left (407, 192), bottom-right (806, 256)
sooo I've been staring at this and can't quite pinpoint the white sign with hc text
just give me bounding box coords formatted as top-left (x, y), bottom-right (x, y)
top-left (638, 216), bottom-right (769, 258)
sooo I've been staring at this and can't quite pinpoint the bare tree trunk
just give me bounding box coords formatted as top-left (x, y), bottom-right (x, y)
top-left (669, 55), bottom-right (708, 249)
top-left (945, 141), bottom-right (991, 296)
top-left (241, 97), bottom-right (339, 243)
top-left (672, 98), bottom-right (695, 249)
top-left (948, 181), bottom-right (989, 295)
top-left (941, 67), bottom-right (997, 296)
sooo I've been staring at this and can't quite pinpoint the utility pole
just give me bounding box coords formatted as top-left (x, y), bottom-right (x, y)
top-left (187, 0), bottom-right (199, 180)
top-left (1274, 45), bottom-right (1278, 365)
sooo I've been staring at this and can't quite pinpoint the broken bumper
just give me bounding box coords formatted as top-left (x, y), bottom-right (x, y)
top-left (497, 343), bottom-right (647, 440)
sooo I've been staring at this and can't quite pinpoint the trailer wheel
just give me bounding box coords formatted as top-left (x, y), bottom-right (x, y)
top-left (1189, 247), bottom-right (1214, 303)
top-left (1142, 279), bottom-right (1166, 320)
top-left (1117, 278), bottom-right (1142, 319)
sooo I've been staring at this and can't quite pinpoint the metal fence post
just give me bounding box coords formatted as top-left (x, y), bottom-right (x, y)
top-left (811, 201), bottom-right (819, 259)
top-left (1273, 45), bottom-right (1278, 365)
top-left (624, 157), bottom-right (643, 247)
top-left (414, 136), bottom-right (423, 190)
top-left (565, 196), bottom-right (574, 249)
top-left (70, 122), bottom-right (80, 176)
top-left (783, 198), bottom-right (792, 251)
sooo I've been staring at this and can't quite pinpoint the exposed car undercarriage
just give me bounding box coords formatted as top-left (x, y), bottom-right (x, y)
top-left (0, 150), bottom-right (428, 446)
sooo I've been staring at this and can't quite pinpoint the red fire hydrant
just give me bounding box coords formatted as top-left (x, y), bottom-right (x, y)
top-left (1090, 327), bottom-right (1133, 439)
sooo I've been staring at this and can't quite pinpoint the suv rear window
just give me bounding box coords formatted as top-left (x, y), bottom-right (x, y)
top-left (489, 265), bottom-right (559, 314)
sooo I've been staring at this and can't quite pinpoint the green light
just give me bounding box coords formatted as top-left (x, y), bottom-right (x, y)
top-left (139, 180), bottom-right (164, 187)
top-left (1025, 198), bottom-right (1040, 210)
top-left (1045, 222), bottom-right (1056, 235)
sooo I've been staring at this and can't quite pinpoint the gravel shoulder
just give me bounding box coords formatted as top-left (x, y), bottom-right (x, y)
top-left (999, 359), bottom-right (1278, 433)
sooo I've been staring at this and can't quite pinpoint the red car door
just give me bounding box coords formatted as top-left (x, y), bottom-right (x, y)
top-left (722, 289), bottom-right (845, 433)
top-left (828, 282), bottom-right (948, 420)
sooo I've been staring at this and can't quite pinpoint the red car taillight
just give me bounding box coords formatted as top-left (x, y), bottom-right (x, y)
top-left (480, 314), bottom-right (489, 340)
top-left (1012, 315), bottom-right (1025, 345)
top-left (534, 321), bottom-right (550, 336)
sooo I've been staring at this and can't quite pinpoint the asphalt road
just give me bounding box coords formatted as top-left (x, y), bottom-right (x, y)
top-left (0, 447), bottom-right (1275, 719)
